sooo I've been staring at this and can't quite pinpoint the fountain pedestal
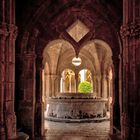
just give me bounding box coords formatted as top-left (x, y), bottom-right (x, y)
top-left (46, 93), bottom-right (108, 122)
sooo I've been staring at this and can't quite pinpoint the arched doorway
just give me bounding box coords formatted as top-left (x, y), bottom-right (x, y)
top-left (60, 69), bottom-right (76, 93)
top-left (14, 1), bottom-right (122, 139)
top-left (41, 37), bottom-right (117, 138)
top-left (78, 69), bottom-right (93, 93)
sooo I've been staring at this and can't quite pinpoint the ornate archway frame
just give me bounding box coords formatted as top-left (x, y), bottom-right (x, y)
top-left (15, 1), bottom-right (122, 138)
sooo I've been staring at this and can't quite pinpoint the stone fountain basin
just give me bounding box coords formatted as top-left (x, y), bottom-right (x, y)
top-left (46, 93), bottom-right (108, 122)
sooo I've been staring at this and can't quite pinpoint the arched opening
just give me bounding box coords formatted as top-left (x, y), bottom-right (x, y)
top-left (41, 37), bottom-right (115, 138)
top-left (13, 1), bottom-right (123, 139)
top-left (79, 40), bottom-right (113, 99)
top-left (60, 69), bottom-right (76, 93)
top-left (78, 69), bottom-right (93, 93)
top-left (42, 39), bottom-right (76, 97)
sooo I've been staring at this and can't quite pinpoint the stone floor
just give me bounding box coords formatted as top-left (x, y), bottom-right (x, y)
top-left (38, 120), bottom-right (110, 140)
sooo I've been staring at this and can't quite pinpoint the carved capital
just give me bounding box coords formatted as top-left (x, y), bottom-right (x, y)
top-left (8, 24), bottom-right (18, 39)
top-left (120, 23), bottom-right (140, 39)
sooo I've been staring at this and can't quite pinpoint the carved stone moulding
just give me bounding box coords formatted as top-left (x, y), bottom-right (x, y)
top-left (0, 23), bottom-right (18, 39)
top-left (120, 23), bottom-right (140, 39)
top-left (8, 24), bottom-right (18, 39)
top-left (46, 93), bottom-right (108, 122)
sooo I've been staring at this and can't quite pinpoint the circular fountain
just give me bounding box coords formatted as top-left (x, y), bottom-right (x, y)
top-left (46, 93), bottom-right (108, 122)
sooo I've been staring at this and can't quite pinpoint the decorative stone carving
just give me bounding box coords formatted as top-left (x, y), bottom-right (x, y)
top-left (46, 93), bottom-right (108, 122)
top-left (120, 23), bottom-right (140, 39)
top-left (8, 24), bottom-right (18, 39)
top-left (66, 20), bottom-right (89, 42)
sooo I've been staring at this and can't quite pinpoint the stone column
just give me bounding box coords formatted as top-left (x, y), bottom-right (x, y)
top-left (75, 73), bottom-right (79, 92)
top-left (106, 75), bottom-right (111, 111)
top-left (0, 0), bottom-right (18, 138)
top-left (92, 74), bottom-right (96, 95)
top-left (23, 54), bottom-right (36, 138)
top-left (96, 75), bottom-right (101, 97)
top-left (71, 75), bottom-right (76, 92)
top-left (35, 57), bottom-right (44, 137)
top-left (61, 77), bottom-right (65, 92)
top-left (0, 23), bottom-right (7, 140)
top-left (101, 74), bottom-right (108, 98)
top-left (15, 29), bottom-right (39, 139)
top-left (44, 73), bottom-right (51, 98)
top-left (54, 75), bottom-right (61, 96)
top-left (50, 74), bottom-right (58, 96)
top-left (4, 24), bottom-right (17, 139)
top-left (120, 0), bottom-right (140, 139)
top-left (120, 23), bottom-right (140, 140)
top-left (69, 75), bottom-right (72, 92)
top-left (110, 58), bottom-right (120, 135)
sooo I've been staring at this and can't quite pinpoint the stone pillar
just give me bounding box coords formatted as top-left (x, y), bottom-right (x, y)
top-left (0, 23), bottom-right (7, 140)
top-left (50, 74), bottom-right (58, 96)
top-left (96, 75), bottom-right (101, 97)
top-left (61, 77), bottom-right (65, 92)
top-left (0, 0), bottom-right (18, 139)
top-left (18, 53), bottom-right (36, 138)
top-left (69, 75), bottom-right (72, 92)
top-left (44, 73), bottom-right (51, 98)
top-left (110, 58), bottom-right (120, 135)
top-left (75, 73), bottom-right (79, 92)
top-left (4, 23), bottom-right (17, 140)
top-left (43, 72), bottom-right (50, 111)
top-left (35, 57), bottom-right (44, 137)
top-left (71, 75), bottom-right (76, 92)
top-left (15, 29), bottom-right (39, 139)
top-left (106, 74), bottom-right (112, 111)
top-left (101, 74), bottom-right (108, 98)
top-left (120, 0), bottom-right (140, 139)
top-left (54, 75), bottom-right (61, 96)
top-left (92, 75), bottom-right (97, 96)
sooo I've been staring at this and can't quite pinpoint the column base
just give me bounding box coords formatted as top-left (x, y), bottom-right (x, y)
top-left (6, 113), bottom-right (17, 139)
top-left (8, 132), bottom-right (29, 140)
